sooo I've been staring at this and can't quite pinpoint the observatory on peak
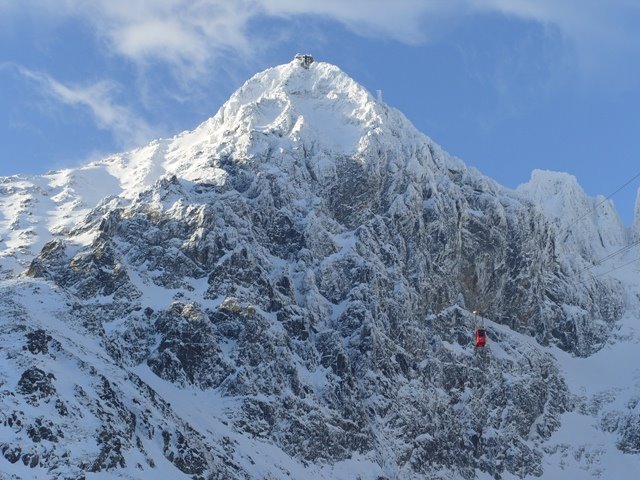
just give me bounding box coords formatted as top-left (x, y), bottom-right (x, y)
top-left (294, 53), bottom-right (314, 69)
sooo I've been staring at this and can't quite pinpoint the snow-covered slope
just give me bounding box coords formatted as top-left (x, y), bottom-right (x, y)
top-left (1, 55), bottom-right (639, 479)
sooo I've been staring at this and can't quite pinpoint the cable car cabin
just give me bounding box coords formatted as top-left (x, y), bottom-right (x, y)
top-left (474, 328), bottom-right (487, 348)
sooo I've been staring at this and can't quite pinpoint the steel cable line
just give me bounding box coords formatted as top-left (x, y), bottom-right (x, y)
top-left (592, 237), bottom-right (640, 266)
top-left (560, 170), bottom-right (640, 235)
top-left (590, 255), bottom-right (640, 279)
top-left (576, 233), bottom-right (640, 276)
top-left (577, 251), bottom-right (640, 285)
top-left (552, 168), bottom-right (640, 275)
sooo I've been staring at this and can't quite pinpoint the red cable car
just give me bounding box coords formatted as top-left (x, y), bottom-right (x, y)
top-left (474, 328), bottom-right (487, 348)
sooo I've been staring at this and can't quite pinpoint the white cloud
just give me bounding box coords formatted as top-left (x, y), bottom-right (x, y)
top-left (260, 0), bottom-right (456, 44)
top-left (25, 0), bottom-right (256, 78)
top-left (471, 0), bottom-right (640, 77)
top-left (12, 0), bottom-right (638, 84)
top-left (18, 67), bottom-right (157, 148)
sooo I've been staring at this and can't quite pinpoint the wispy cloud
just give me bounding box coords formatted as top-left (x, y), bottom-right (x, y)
top-left (12, 0), bottom-right (257, 80)
top-left (7, 0), bottom-right (638, 84)
top-left (471, 0), bottom-right (640, 80)
top-left (260, 0), bottom-right (451, 44)
top-left (17, 66), bottom-right (157, 148)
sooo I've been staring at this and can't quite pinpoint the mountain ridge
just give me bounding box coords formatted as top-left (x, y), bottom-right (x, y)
top-left (1, 56), bottom-right (639, 479)
top-left (2, 57), bottom-right (636, 274)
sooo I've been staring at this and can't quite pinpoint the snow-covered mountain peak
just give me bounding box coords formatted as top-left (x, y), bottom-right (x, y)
top-left (230, 55), bottom-right (368, 104)
top-left (517, 169), bottom-right (627, 258)
top-left (0, 57), bottom-right (449, 277)
top-left (518, 169), bottom-right (583, 200)
top-left (133, 54), bottom-right (442, 194)
top-left (197, 55), bottom-right (413, 161)
top-left (516, 169), bottom-right (594, 232)
top-left (3, 58), bottom-right (640, 480)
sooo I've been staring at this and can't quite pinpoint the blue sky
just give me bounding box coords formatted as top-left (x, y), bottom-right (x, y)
top-left (1, 1), bottom-right (639, 223)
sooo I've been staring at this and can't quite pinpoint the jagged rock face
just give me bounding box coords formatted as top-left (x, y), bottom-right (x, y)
top-left (0, 284), bottom-right (252, 480)
top-left (33, 145), bottom-right (622, 355)
top-left (0, 58), bottom-right (633, 479)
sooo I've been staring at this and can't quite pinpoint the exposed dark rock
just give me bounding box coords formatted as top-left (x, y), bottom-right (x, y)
top-left (148, 305), bottom-right (233, 389)
top-left (25, 329), bottom-right (52, 355)
top-left (16, 368), bottom-right (56, 400)
top-left (21, 452), bottom-right (39, 468)
top-left (27, 417), bottom-right (62, 443)
top-left (2, 444), bottom-right (21, 463)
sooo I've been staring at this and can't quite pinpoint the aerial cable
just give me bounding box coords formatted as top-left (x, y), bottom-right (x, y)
top-left (591, 237), bottom-right (640, 267)
top-left (560, 169), bottom-right (640, 234)
top-left (577, 241), bottom-right (639, 276)
top-left (549, 168), bottom-right (640, 273)
top-left (578, 255), bottom-right (640, 287)
top-left (590, 255), bottom-right (640, 279)
top-left (574, 232), bottom-right (640, 277)
top-left (576, 226), bottom-right (640, 273)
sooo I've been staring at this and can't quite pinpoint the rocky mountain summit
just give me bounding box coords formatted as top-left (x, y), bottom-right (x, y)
top-left (1, 55), bottom-right (639, 479)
